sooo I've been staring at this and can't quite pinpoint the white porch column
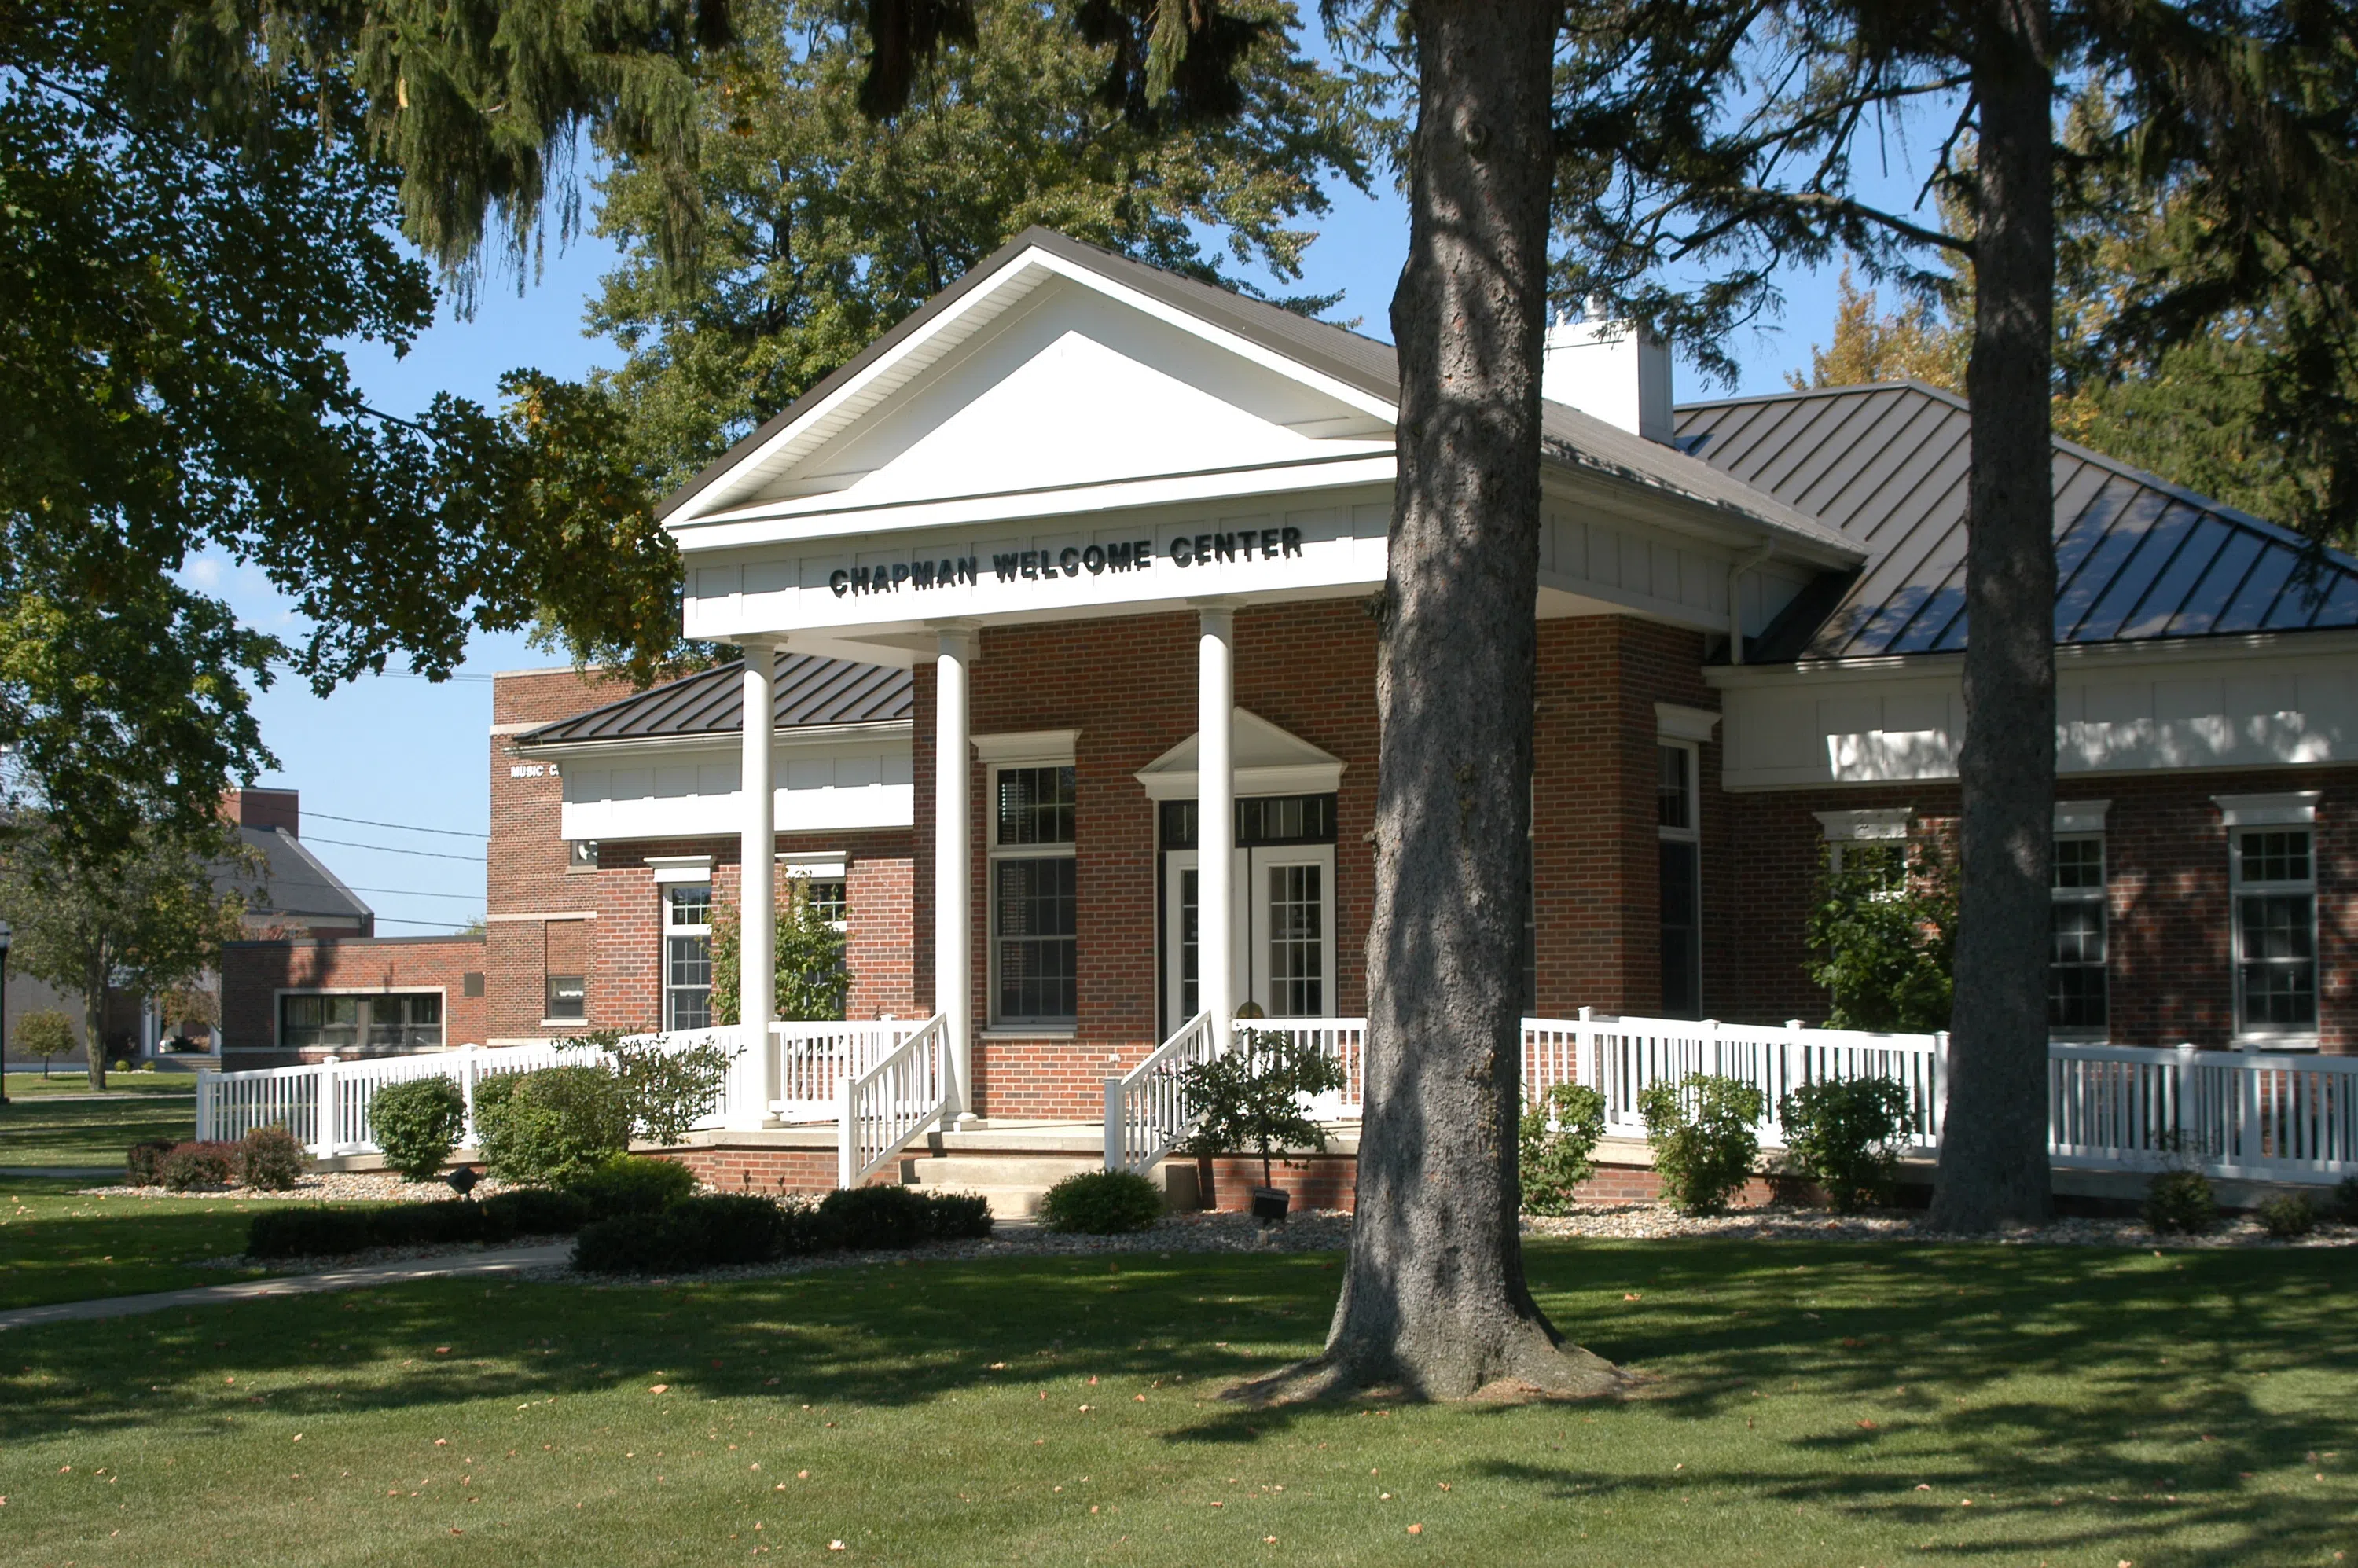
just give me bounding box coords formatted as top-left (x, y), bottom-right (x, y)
top-left (736, 637), bottom-right (779, 1129)
top-left (935, 625), bottom-right (977, 1123)
top-left (1196, 604), bottom-right (1236, 1041)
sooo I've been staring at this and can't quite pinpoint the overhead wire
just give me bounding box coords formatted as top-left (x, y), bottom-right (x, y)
top-left (302, 811), bottom-right (488, 839)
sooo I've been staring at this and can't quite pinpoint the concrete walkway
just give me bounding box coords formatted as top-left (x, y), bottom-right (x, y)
top-left (0, 1242), bottom-right (572, 1332)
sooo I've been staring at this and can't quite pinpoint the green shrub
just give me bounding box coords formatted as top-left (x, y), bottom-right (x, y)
top-left (245, 1192), bottom-right (599, 1259)
top-left (2143, 1168), bottom-right (2218, 1235)
top-left (1177, 1030), bottom-right (1348, 1188)
top-left (126, 1139), bottom-right (178, 1186)
top-left (566, 1155), bottom-right (700, 1219)
top-left (1519, 1083), bottom-right (1608, 1215)
top-left (572, 1194), bottom-right (820, 1274)
top-left (160, 1140), bottom-right (237, 1190)
top-left (369, 1077), bottom-right (467, 1181)
top-left (2327, 1175), bottom-right (2358, 1225)
top-left (473, 1067), bottom-right (631, 1186)
top-left (479, 1187), bottom-right (593, 1238)
top-left (817, 1184), bottom-right (994, 1248)
top-left (1804, 840), bottom-right (1956, 1030)
top-left (2259, 1192), bottom-right (2317, 1239)
top-left (1038, 1170), bottom-right (1163, 1234)
top-left (556, 1030), bottom-right (739, 1145)
top-left (236, 1125), bottom-right (307, 1190)
top-left (1637, 1074), bottom-right (1765, 1216)
top-left (1777, 1076), bottom-right (1913, 1212)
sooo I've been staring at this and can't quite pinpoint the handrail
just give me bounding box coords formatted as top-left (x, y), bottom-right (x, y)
top-left (1103, 1010), bottom-right (1221, 1174)
top-left (837, 1013), bottom-right (953, 1187)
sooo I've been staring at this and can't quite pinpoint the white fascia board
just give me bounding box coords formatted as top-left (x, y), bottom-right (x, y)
top-left (669, 453), bottom-right (1398, 553)
top-left (1706, 626), bottom-right (2358, 689)
top-left (516, 720), bottom-right (913, 761)
top-left (1134, 762), bottom-right (1344, 802)
top-left (571, 784), bottom-right (915, 845)
top-left (1541, 457), bottom-right (1861, 571)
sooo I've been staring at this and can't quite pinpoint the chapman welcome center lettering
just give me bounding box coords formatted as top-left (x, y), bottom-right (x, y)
top-left (828, 527), bottom-right (1306, 597)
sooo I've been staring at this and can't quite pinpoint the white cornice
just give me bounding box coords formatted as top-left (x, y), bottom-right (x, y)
top-left (516, 719), bottom-right (912, 759)
top-left (1705, 627), bottom-right (2358, 689)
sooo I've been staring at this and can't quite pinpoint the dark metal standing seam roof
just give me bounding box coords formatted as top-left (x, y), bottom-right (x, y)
top-left (1676, 381), bottom-right (2358, 661)
top-left (515, 656), bottom-right (913, 747)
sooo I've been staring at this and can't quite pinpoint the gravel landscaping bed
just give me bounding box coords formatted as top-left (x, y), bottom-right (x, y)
top-left (79, 1171), bottom-right (521, 1203)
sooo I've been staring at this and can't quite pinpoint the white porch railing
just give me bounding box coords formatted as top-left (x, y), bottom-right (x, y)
top-left (769, 1019), bottom-right (926, 1122)
top-left (837, 1013), bottom-right (953, 1186)
top-left (1104, 1010), bottom-right (1224, 1175)
top-left (1105, 1011), bottom-right (2358, 1188)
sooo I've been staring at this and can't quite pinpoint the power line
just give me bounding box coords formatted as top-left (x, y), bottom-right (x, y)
top-left (299, 835), bottom-right (486, 863)
top-left (257, 877), bottom-right (484, 903)
top-left (369, 914), bottom-right (485, 930)
top-left (304, 811), bottom-right (488, 839)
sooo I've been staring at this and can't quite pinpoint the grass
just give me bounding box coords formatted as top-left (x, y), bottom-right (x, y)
top-left (2, 1239), bottom-right (2352, 1566)
top-left (0, 1080), bottom-right (195, 1170)
top-left (0, 1180), bottom-right (281, 1309)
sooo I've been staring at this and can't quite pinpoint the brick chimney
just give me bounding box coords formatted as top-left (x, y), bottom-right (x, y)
top-left (223, 787), bottom-right (300, 837)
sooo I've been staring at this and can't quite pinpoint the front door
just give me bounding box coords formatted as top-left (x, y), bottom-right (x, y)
top-left (1162, 844), bottom-right (1338, 1036)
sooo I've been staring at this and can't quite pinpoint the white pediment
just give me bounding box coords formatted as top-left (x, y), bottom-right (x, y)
top-left (671, 259), bottom-right (1394, 532)
top-left (1134, 708), bottom-right (1346, 800)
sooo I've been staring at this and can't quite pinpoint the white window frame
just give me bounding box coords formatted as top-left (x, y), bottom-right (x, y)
top-left (2219, 793), bottom-right (2323, 1046)
top-left (1656, 739), bottom-right (1702, 1017)
top-left (1813, 807), bottom-right (1913, 876)
top-left (780, 854), bottom-right (850, 933)
top-left (663, 882), bottom-right (714, 1032)
top-left (986, 758), bottom-right (1078, 1030)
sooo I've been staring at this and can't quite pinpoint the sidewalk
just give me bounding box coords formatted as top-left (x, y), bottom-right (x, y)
top-left (0, 1242), bottom-right (571, 1332)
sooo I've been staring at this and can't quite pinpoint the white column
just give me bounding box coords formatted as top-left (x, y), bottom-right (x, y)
top-left (935, 626), bottom-right (977, 1122)
top-left (737, 637), bottom-right (778, 1129)
top-left (1196, 605), bottom-right (1236, 1042)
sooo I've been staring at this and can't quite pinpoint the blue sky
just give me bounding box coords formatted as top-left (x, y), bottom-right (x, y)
top-left (190, 152), bottom-right (1900, 939)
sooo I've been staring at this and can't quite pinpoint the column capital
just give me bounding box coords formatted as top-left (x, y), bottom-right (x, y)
top-left (1191, 599), bottom-right (1238, 630)
top-left (931, 621), bottom-right (980, 655)
top-left (736, 633), bottom-right (784, 653)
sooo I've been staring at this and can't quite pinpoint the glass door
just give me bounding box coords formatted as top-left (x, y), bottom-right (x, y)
top-left (1161, 843), bottom-right (1337, 1034)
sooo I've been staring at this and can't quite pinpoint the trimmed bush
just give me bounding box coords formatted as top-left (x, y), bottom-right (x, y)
top-left (1519, 1083), bottom-right (1608, 1216)
top-left (1777, 1076), bottom-right (1913, 1212)
top-left (2143, 1169), bottom-right (2218, 1235)
top-left (818, 1183), bottom-right (931, 1248)
top-left (479, 1187), bottom-right (593, 1238)
top-left (2327, 1175), bottom-right (2358, 1225)
top-left (920, 1191), bottom-right (994, 1242)
top-left (473, 1067), bottom-right (632, 1186)
top-left (1038, 1170), bottom-right (1164, 1235)
top-left (160, 1140), bottom-right (238, 1191)
top-left (2259, 1192), bottom-right (2317, 1239)
top-left (369, 1077), bottom-right (467, 1181)
top-left (245, 1192), bottom-right (597, 1259)
top-left (235, 1125), bottom-right (307, 1190)
top-left (126, 1139), bottom-right (178, 1187)
top-left (1638, 1074), bottom-right (1766, 1216)
top-left (566, 1155), bottom-right (700, 1219)
top-left (572, 1194), bottom-right (824, 1274)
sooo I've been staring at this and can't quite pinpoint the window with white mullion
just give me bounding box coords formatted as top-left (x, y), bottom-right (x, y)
top-left (663, 883), bottom-right (714, 1031)
top-left (1656, 742), bottom-right (1702, 1018)
top-left (2048, 835), bottom-right (2108, 1036)
top-left (2232, 828), bottom-right (2318, 1036)
top-left (990, 764), bottom-right (1078, 1026)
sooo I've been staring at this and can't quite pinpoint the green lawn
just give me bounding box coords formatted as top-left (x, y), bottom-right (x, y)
top-left (0, 1081), bottom-right (195, 1170)
top-left (2, 1239), bottom-right (2352, 1566)
top-left (3, 1071), bottom-right (206, 1098)
top-left (0, 1181), bottom-right (281, 1309)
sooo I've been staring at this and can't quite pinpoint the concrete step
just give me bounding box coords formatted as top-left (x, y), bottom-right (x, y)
top-left (900, 1152), bottom-right (1198, 1221)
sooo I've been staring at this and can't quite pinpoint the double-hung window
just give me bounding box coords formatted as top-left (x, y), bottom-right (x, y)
top-left (990, 764), bottom-right (1078, 1026)
top-left (2048, 835), bottom-right (2108, 1034)
top-left (664, 883), bottom-right (714, 1031)
top-left (2218, 793), bottom-right (2322, 1041)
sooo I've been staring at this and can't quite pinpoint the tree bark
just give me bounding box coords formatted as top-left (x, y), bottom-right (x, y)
top-left (1927, 0), bottom-right (2056, 1231)
top-left (1235, 0), bottom-right (1619, 1402)
top-left (84, 946), bottom-right (109, 1092)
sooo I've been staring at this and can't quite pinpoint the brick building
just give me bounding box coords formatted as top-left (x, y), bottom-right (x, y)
top-left (226, 229), bottom-right (2358, 1124)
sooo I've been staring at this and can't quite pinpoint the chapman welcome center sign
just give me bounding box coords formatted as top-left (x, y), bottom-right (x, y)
top-left (828, 525), bottom-right (1309, 597)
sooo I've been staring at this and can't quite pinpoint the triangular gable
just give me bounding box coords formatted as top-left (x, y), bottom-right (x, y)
top-left (1134, 709), bottom-right (1346, 800)
top-left (661, 231), bottom-right (1398, 531)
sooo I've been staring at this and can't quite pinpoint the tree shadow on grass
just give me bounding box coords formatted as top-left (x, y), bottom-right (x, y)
top-left (1, 1235), bottom-right (2352, 1566)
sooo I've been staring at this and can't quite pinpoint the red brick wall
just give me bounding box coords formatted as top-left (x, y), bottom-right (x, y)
top-left (221, 935), bottom-right (488, 1065)
top-left (905, 602), bottom-right (1713, 1118)
top-left (585, 831), bottom-right (917, 1031)
top-left (1714, 766), bottom-right (2358, 1051)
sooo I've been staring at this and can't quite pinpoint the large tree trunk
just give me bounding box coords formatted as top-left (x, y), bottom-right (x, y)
top-left (1237, 0), bottom-right (1618, 1401)
top-left (1928, 0), bottom-right (2056, 1231)
top-left (84, 948), bottom-right (108, 1092)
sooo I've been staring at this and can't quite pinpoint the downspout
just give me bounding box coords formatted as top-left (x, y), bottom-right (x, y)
top-left (1728, 542), bottom-right (1776, 665)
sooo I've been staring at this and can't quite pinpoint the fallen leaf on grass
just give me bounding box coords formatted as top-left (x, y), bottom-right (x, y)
top-left (1622, 1294), bottom-right (1642, 1302)
top-left (649, 1385), bottom-right (669, 1395)
top-left (1407, 1524), bottom-right (1423, 1536)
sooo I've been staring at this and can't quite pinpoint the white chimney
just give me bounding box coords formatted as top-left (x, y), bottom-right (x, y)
top-left (1541, 312), bottom-right (1675, 444)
